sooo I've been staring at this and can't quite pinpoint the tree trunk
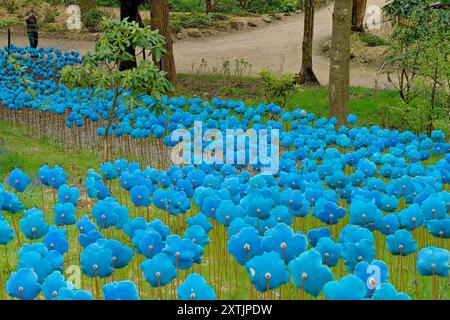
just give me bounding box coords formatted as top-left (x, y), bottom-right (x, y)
top-left (351, 0), bottom-right (367, 33)
top-left (78, 0), bottom-right (96, 14)
top-left (150, 0), bottom-right (177, 84)
top-left (103, 91), bottom-right (117, 162)
top-left (329, 0), bottom-right (352, 124)
top-left (119, 0), bottom-right (140, 71)
top-left (296, 0), bottom-right (319, 86)
top-left (102, 135), bottom-right (110, 163)
top-left (428, 67), bottom-right (439, 135)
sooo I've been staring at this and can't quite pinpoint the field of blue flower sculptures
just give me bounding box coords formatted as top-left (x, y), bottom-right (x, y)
top-left (0, 45), bottom-right (448, 300)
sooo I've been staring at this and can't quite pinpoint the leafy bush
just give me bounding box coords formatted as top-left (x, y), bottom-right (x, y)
top-left (95, 0), bottom-right (121, 6)
top-left (169, 0), bottom-right (204, 12)
top-left (216, 0), bottom-right (301, 14)
top-left (381, 95), bottom-right (450, 135)
top-left (280, 0), bottom-right (298, 12)
top-left (172, 13), bottom-right (214, 29)
top-left (170, 19), bottom-right (183, 34)
top-left (61, 18), bottom-right (173, 160)
top-left (358, 34), bottom-right (388, 47)
top-left (43, 10), bottom-right (59, 24)
top-left (383, 0), bottom-right (429, 20)
top-left (46, 0), bottom-right (76, 4)
top-left (171, 11), bottom-right (232, 32)
top-left (0, 17), bottom-right (20, 29)
top-left (81, 8), bottom-right (104, 32)
top-left (210, 12), bottom-right (230, 20)
top-left (77, 0), bottom-right (307, 14)
top-left (259, 70), bottom-right (297, 108)
top-left (184, 12), bottom-right (212, 28)
top-left (233, 0), bottom-right (278, 13)
top-left (382, 5), bottom-right (450, 134)
top-left (41, 3), bottom-right (60, 23)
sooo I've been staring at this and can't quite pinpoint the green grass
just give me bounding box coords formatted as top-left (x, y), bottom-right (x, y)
top-left (358, 33), bottom-right (389, 47)
top-left (0, 120), bottom-right (100, 179)
top-left (176, 73), bottom-right (402, 127)
top-left (287, 86), bottom-right (402, 127)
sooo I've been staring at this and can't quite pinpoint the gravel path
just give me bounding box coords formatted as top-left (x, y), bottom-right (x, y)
top-left (1, 0), bottom-right (390, 87)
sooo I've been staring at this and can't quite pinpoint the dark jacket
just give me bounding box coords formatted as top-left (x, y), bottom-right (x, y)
top-left (24, 10), bottom-right (38, 32)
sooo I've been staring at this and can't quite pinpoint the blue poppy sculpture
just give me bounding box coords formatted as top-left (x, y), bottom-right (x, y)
top-left (0, 46), bottom-right (449, 300)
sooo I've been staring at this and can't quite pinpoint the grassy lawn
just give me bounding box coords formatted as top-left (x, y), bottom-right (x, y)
top-left (0, 120), bottom-right (100, 179)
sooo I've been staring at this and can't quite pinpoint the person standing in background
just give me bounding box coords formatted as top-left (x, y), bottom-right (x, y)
top-left (24, 6), bottom-right (39, 49)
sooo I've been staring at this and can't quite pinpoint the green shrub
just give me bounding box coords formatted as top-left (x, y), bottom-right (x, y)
top-left (381, 5), bottom-right (449, 135)
top-left (0, 17), bottom-right (20, 29)
top-left (46, 0), bottom-right (76, 4)
top-left (170, 19), bottom-right (183, 34)
top-left (169, 0), bottom-right (204, 12)
top-left (187, 12), bottom-right (212, 28)
top-left (96, 0), bottom-right (121, 6)
top-left (210, 12), bottom-right (230, 20)
top-left (81, 8), bottom-right (104, 32)
top-left (172, 13), bottom-right (213, 29)
top-left (358, 34), bottom-right (388, 47)
top-left (380, 97), bottom-right (450, 135)
top-left (42, 5), bottom-right (60, 23)
top-left (280, 0), bottom-right (299, 12)
top-left (216, 0), bottom-right (302, 14)
top-left (259, 70), bottom-right (298, 108)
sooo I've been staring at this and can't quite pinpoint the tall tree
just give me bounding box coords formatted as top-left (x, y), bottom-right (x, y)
top-left (119, 0), bottom-right (142, 71)
top-left (61, 19), bottom-right (173, 162)
top-left (296, 0), bottom-right (319, 85)
top-left (351, 0), bottom-right (367, 33)
top-left (150, 0), bottom-right (176, 83)
top-left (329, 0), bottom-right (352, 124)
